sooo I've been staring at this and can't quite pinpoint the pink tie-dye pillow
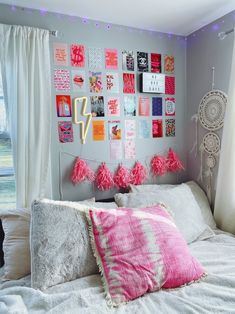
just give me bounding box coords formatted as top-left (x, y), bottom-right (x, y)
top-left (87, 204), bottom-right (206, 306)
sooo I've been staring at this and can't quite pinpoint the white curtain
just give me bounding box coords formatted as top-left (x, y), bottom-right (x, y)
top-left (214, 32), bottom-right (235, 234)
top-left (0, 24), bottom-right (52, 209)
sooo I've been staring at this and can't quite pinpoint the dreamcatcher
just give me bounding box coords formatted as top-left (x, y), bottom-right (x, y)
top-left (191, 67), bottom-right (227, 203)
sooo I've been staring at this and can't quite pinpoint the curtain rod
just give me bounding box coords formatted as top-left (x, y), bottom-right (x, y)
top-left (218, 28), bottom-right (234, 40)
top-left (49, 30), bottom-right (58, 37)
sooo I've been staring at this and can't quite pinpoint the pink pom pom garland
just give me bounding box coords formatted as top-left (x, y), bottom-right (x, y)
top-left (95, 162), bottom-right (114, 191)
top-left (113, 164), bottom-right (130, 189)
top-left (129, 161), bottom-right (147, 185)
top-left (71, 157), bottom-right (95, 185)
top-left (151, 155), bottom-right (167, 176)
top-left (166, 148), bottom-right (184, 172)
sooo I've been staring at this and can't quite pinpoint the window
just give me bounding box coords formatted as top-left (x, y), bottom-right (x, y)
top-left (0, 71), bottom-right (16, 209)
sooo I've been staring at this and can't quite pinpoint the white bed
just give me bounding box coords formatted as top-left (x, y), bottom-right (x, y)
top-left (0, 229), bottom-right (235, 314)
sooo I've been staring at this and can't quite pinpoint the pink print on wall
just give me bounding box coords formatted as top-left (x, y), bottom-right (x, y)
top-left (70, 44), bottom-right (85, 67)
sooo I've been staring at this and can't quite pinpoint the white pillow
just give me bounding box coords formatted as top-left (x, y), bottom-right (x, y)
top-left (130, 181), bottom-right (216, 229)
top-left (115, 184), bottom-right (214, 244)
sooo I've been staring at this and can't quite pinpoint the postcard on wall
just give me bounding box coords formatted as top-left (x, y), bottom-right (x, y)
top-left (138, 96), bottom-right (150, 116)
top-left (53, 43), bottom-right (68, 66)
top-left (122, 50), bottom-right (134, 71)
top-left (139, 120), bottom-right (150, 139)
top-left (90, 96), bottom-right (105, 117)
top-left (70, 44), bottom-right (85, 67)
top-left (151, 53), bottom-right (161, 73)
top-left (124, 96), bottom-right (136, 116)
top-left (58, 121), bottom-right (74, 143)
top-left (123, 73), bottom-right (135, 94)
top-left (137, 51), bottom-right (148, 72)
top-left (54, 69), bottom-right (70, 91)
top-left (125, 120), bottom-right (136, 139)
top-left (106, 72), bottom-right (119, 93)
top-left (105, 48), bottom-right (118, 70)
top-left (165, 76), bottom-right (175, 95)
top-left (124, 140), bottom-right (136, 159)
top-left (164, 55), bottom-right (175, 74)
top-left (71, 70), bottom-right (86, 92)
top-left (107, 97), bottom-right (120, 116)
top-left (152, 119), bottom-right (163, 138)
top-left (165, 97), bottom-right (176, 116)
top-left (89, 71), bottom-right (103, 93)
top-left (152, 97), bottom-right (162, 116)
top-left (108, 120), bottom-right (122, 140)
top-left (56, 95), bottom-right (72, 117)
top-left (166, 119), bottom-right (175, 137)
top-left (92, 120), bottom-right (105, 141)
top-left (110, 141), bottom-right (123, 160)
top-left (88, 47), bottom-right (102, 69)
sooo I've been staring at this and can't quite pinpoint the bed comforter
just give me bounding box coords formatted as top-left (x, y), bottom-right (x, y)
top-left (0, 230), bottom-right (235, 314)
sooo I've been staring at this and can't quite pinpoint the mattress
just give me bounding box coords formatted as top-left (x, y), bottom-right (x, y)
top-left (0, 230), bottom-right (235, 314)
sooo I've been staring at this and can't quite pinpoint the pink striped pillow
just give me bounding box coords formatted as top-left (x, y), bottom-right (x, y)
top-left (87, 205), bottom-right (206, 306)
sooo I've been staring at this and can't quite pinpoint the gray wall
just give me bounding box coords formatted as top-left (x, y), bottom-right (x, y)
top-left (186, 10), bottom-right (235, 205)
top-left (0, 4), bottom-right (188, 201)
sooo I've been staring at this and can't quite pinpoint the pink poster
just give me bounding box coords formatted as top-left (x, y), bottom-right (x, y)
top-left (123, 73), bottom-right (135, 94)
top-left (70, 44), bottom-right (85, 67)
top-left (138, 96), bottom-right (150, 116)
top-left (54, 69), bottom-right (70, 91)
top-left (107, 97), bottom-right (120, 116)
top-left (165, 76), bottom-right (175, 95)
top-left (106, 72), bottom-right (119, 93)
top-left (53, 43), bottom-right (68, 66)
top-left (165, 97), bottom-right (176, 116)
top-left (58, 121), bottom-right (74, 143)
top-left (125, 120), bottom-right (136, 139)
top-left (125, 140), bottom-right (136, 159)
top-left (105, 48), bottom-right (118, 70)
top-left (110, 141), bottom-right (123, 160)
top-left (152, 119), bottom-right (163, 138)
top-left (71, 70), bottom-right (86, 92)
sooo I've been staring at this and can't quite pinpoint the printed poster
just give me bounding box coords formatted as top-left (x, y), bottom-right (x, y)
top-left (151, 53), bottom-right (161, 73)
top-left (124, 96), bottom-right (136, 116)
top-left (165, 97), bottom-right (176, 116)
top-left (71, 70), bottom-right (86, 92)
top-left (90, 96), bottom-right (105, 117)
top-left (89, 71), bottom-right (103, 93)
top-left (125, 120), bottom-right (136, 139)
top-left (108, 120), bottom-right (122, 140)
top-left (54, 69), bottom-right (70, 91)
top-left (110, 141), bottom-right (123, 160)
top-left (123, 73), bottom-right (135, 94)
top-left (105, 48), bottom-right (118, 70)
top-left (70, 44), bottom-right (85, 67)
top-left (106, 72), bottom-right (119, 93)
top-left (139, 120), bottom-right (150, 139)
top-left (166, 119), bottom-right (175, 137)
top-left (138, 96), bottom-right (150, 116)
top-left (88, 47), bottom-right (102, 69)
top-left (137, 51), bottom-right (148, 72)
top-left (56, 95), bottom-right (72, 117)
top-left (122, 50), bottom-right (134, 71)
top-left (152, 119), bottom-right (163, 138)
top-left (53, 43), bottom-right (68, 66)
top-left (125, 140), bottom-right (136, 159)
top-left (165, 76), bottom-right (175, 95)
top-left (164, 55), bottom-right (175, 74)
top-left (107, 97), bottom-right (120, 116)
top-left (152, 97), bottom-right (162, 116)
top-left (92, 120), bottom-right (105, 141)
top-left (58, 121), bottom-right (73, 143)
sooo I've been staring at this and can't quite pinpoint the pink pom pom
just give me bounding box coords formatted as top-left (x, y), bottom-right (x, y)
top-left (166, 148), bottom-right (184, 172)
top-left (71, 158), bottom-right (95, 185)
top-left (95, 163), bottom-right (114, 191)
top-left (151, 155), bottom-right (167, 176)
top-left (113, 164), bottom-right (130, 189)
top-left (129, 162), bottom-right (147, 185)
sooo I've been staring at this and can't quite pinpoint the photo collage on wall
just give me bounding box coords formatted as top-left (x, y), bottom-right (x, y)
top-left (53, 41), bottom-right (176, 159)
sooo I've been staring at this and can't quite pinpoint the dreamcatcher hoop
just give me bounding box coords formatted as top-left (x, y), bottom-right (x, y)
top-left (202, 132), bottom-right (220, 155)
top-left (198, 90), bottom-right (227, 131)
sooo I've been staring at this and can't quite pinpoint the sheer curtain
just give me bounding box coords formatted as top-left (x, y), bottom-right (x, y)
top-left (0, 24), bottom-right (52, 209)
top-left (214, 32), bottom-right (235, 234)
